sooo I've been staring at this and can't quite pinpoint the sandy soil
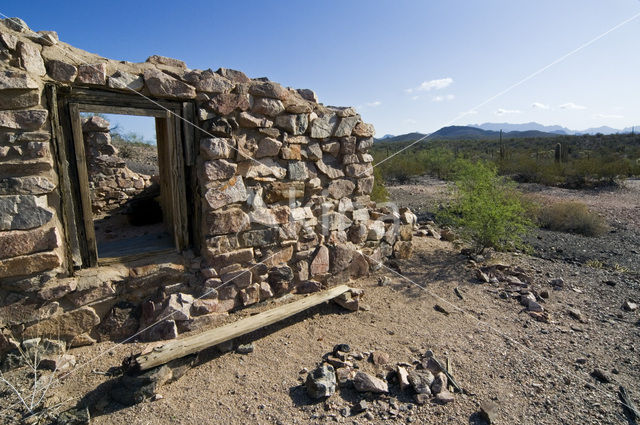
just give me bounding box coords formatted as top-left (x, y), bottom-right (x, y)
top-left (2, 178), bottom-right (639, 424)
top-left (3, 235), bottom-right (638, 424)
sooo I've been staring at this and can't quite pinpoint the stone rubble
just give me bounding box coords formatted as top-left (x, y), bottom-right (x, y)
top-left (301, 344), bottom-right (459, 418)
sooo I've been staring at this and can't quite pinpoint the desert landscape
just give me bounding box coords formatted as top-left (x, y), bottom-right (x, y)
top-left (1, 2), bottom-right (640, 424)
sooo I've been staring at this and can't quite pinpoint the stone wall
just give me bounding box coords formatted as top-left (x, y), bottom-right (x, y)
top-left (0, 17), bottom-right (415, 354)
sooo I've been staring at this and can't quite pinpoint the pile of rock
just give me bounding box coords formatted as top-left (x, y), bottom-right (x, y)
top-left (1, 336), bottom-right (75, 373)
top-left (474, 263), bottom-right (555, 322)
top-left (414, 221), bottom-right (456, 243)
top-left (303, 345), bottom-right (458, 420)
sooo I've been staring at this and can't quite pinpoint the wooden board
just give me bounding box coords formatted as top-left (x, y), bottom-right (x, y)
top-left (181, 102), bottom-right (196, 166)
top-left (69, 102), bottom-right (98, 267)
top-left (132, 285), bottom-right (353, 372)
top-left (46, 85), bottom-right (82, 270)
top-left (64, 87), bottom-right (181, 114)
top-left (170, 114), bottom-right (189, 250)
top-left (76, 103), bottom-right (168, 118)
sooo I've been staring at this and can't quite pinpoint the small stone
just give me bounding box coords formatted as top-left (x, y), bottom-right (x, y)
top-left (0, 109), bottom-right (48, 131)
top-left (17, 41), bottom-right (46, 76)
top-left (397, 366), bottom-right (410, 391)
top-left (477, 270), bottom-right (490, 283)
top-left (38, 354), bottom-right (76, 373)
top-left (622, 301), bottom-right (638, 312)
top-left (333, 343), bottom-right (350, 354)
top-left (216, 68), bottom-right (250, 83)
top-left (413, 392), bottom-right (431, 405)
top-left (352, 122), bottom-right (375, 138)
top-left (249, 81), bottom-right (289, 100)
top-left (46, 60), bottom-right (77, 83)
top-left (479, 401), bottom-right (499, 424)
top-left (431, 372), bottom-right (448, 394)
top-left (183, 69), bottom-right (234, 94)
top-left (252, 97), bottom-right (284, 116)
top-left (3, 17), bottom-right (29, 32)
top-left (353, 371), bottom-right (388, 393)
top-left (367, 221), bottom-right (385, 241)
top-left (335, 367), bottom-right (352, 385)
top-left (200, 138), bottom-right (233, 160)
top-left (144, 69), bottom-right (195, 98)
top-left (309, 245), bottom-right (330, 277)
top-left (435, 390), bottom-right (454, 404)
top-left (371, 351), bottom-right (390, 366)
top-left (309, 114), bottom-right (338, 138)
top-left (255, 137), bottom-right (282, 158)
top-left (568, 308), bottom-right (585, 322)
top-left (236, 343), bottom-right (254, 354)
top-left (550, 277), bottom-right (564, 288)
top-left (591, 369), bottom-right (611, 384)
top-left (408, 370), bottom-right (434, 395)
top-left (76, 63), bottom-right (107, 85)
top-left (306, 364), bottom-right (337, 399)
top-left (146, 55), bottom-right (186, 68)
top-left (108, 70), bottom-right (144, 91)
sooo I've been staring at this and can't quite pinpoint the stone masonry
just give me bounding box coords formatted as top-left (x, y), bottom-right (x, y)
top-left (0, 17), bottom-right (415, 352)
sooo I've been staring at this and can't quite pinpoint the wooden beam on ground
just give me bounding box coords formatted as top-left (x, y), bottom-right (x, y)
top-left (129, 285), bottom-right (354, 372)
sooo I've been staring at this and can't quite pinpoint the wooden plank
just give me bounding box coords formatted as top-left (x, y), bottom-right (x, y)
top-left (155, 116), bottom-right (174, 238)
top-left (66, 87), bottom-right (180, 113)
top-left (68, 103), bottom-right (98, 267)
top-left (132, 285), bottom-right (353, 372)
top-left (98, 248), bottom-right (175, 266)
top-left (76, 103), bottom-right (168, 118)
top-left (58, 95), bottom-right (91, 267)
top-left (46, 85), bottom-right (82, 271)
top-left (181, 102), bottom-right (196, 166)
top-left (171, 114), bottom-right (189, 250)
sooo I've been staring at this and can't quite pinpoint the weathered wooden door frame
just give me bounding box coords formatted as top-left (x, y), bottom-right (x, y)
top-left (49, 84), bottom-right (195, 269)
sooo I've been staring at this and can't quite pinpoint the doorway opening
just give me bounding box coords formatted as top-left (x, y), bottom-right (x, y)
top-left (57, 92), bottom-right (191, 267)
top-left (80, 113), bottom-right (173, 259)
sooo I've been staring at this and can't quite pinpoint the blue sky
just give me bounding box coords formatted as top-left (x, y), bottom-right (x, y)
top-left (7, 0), bottom-right (640, 137)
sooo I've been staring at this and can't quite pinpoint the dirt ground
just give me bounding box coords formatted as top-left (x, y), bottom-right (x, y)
top-left (3, 178), bottom-right (639, 424)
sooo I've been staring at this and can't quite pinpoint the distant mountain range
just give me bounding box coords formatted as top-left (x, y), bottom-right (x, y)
top-left (471, 122), bottom-right (638, 135)
top-left (376, 122), bottom-right (638, 143)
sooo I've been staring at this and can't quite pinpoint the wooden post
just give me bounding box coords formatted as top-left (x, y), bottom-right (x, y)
top-left (69, 103), bottom-right (98, 267)
top-left (128, 285), bottom-right (354, 372)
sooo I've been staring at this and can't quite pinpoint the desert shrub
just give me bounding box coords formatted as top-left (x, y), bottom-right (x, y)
top-left (537, 201), bottom-right (608, 236)
top-left (438, 160), bottom-right (533, 253)
top-left (370, 167), bottom-right (389, 202)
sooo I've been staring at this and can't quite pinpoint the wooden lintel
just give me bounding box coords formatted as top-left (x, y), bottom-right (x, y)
top-left (130, 285), bottom-right (354, 372)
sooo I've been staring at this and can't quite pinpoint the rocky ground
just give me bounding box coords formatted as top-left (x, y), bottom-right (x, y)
top-left (1, 178), bottom-right (639, 424)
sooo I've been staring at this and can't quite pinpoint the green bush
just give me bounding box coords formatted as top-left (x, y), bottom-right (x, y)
top-left (370, 167), bottom-right (389, 202)
top-left (537, 201), bottom-right (608, 236)
top-left (438, 160), bottom-right (533, 253)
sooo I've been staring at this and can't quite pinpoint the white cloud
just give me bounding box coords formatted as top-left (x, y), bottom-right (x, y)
top-left (432, 94), bottom-right (455, 102)
top-left (406, 77), bottom-right (453, 93)
top-left (595, 113), bottom-right (624, 119)
top-left (532, 102), bottom-right (550, 110)
top-left (404, 118), bottom-right (417, 124)
top-left (558, 102), bottom-right (586, 110)
top-left (365, 101), bottom-right (382, 107)
top-left (495, 108), bottom-right (522, 116)
top-left (411, 95), bottom-right (419, 101)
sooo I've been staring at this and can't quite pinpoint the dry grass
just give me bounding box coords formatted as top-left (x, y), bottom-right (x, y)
top-left (537, 200), bottom-right (609, 237)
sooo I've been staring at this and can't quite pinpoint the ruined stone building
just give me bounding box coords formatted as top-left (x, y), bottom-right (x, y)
top-left (0, 18), bottom-right (414, 351)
